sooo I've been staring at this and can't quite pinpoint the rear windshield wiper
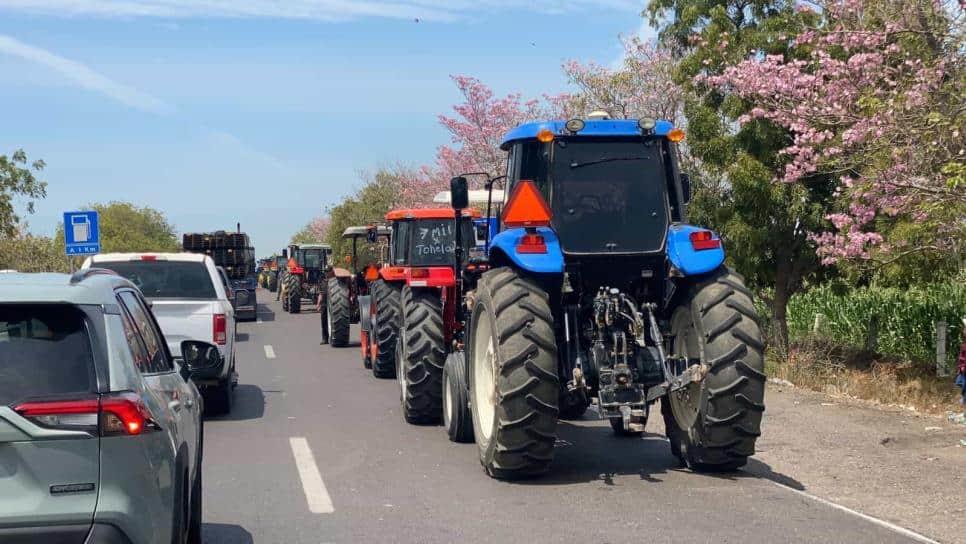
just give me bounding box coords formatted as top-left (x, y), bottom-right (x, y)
top-left (569, 157), bottom-right (649, 169)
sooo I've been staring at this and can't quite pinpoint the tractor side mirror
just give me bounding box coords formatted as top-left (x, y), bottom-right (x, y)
top-left (366, 228), bottom-right (378, 244)
top-left (281, 249), bottom-right (288, 258)
top-left (680, 173), bottom-right (692, 204)
top-left (450, 177), bottom-right (469, 210)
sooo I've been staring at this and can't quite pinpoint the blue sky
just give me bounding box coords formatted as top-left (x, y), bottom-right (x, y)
top-left (0, 1), bottom-right (654, 253)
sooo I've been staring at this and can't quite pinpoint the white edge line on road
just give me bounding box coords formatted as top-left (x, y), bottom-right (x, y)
top-left (264, 345), bottom-right (276, 359)
top-left (771, 481), bottom-right (939, 544)
top-left (289, 437), bottom-right (334, 514)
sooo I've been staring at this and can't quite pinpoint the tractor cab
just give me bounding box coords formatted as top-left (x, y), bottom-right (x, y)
top-left (383, 208), bottom-right (480, 288)
top-left (342, 225), bottom-right (391, 282)
top-left (298, 243), bottom-right (331, 285)
top-left (489, 117), bottom-right (703, 298)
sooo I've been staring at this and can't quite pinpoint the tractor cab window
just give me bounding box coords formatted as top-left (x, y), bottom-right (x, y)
top-left (303, 250), bottom-right (323, 269)
top-left (506, 141), bottom-right (551, 207)
top-left (392, 221), bottom-right (411, 265)
top-left (549, 138), bottom-right (670, 254)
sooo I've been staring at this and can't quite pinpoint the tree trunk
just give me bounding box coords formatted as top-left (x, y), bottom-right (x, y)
top-left (771, 259), bottom-right (792, 354)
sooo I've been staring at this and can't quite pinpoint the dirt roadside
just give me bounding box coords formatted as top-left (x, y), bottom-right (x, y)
top-left (740, 383), bottom-right (966, 543)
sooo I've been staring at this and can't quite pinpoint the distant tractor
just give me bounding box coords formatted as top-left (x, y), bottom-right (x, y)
top-left (268, 254), bottom-right (286, 292)
top-left (441, 116), bottom-right (765, 479)
top-left (367, 208), bottom-right (480, 425)
top-left (326, 226), bottom-right (389, 348)
top-left (281, 243), bottom-right (331, 314)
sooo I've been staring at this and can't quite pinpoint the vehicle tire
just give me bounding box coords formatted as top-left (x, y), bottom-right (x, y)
top-left (187, 424), bottom-right (203, 544)
top-left (268, 274), bottom-right (278, 292)
top-left (468, 268), bottom-right (559, 479)
top-left (327, 278), bottom-right (351, 347)
top-left (443, 352), bottom-right (474, 443)
top-left (370, 279), bottom-right (401, 379)
top-left (204, 379), bottom-right (233, 416)
top-left (397, 286), bottom-right (446, 424)
top-left (288, 286), bottom-right (301, 314)
top-left (664, 267), bottom-right (765, 472)
top-left (284, 275), bottom-right (301, 314)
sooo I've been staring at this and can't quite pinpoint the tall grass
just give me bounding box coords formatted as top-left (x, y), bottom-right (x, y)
top-left (786, 283), bottom-right (966, 370)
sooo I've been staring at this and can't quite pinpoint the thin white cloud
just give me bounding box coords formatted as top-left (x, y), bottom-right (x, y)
top-left (0, 0), bottom-right (640, 22)
top-left (0, 34), bottom-right (174, 114)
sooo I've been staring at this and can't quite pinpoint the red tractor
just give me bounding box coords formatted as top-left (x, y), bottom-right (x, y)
top-left (326, 225), bottom-right (389, 347)
top-left (364, 208), bottom-right (482, 424)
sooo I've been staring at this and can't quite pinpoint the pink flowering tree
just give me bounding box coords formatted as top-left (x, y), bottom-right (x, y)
top-left (705, 0), bottom-right (964, 265)
top-left (399, 76), bottom-right (572, 207)
top-left (562, 36), bottom-right (683, 123)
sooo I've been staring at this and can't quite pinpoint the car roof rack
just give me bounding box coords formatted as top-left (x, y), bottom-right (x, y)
top-left (69, 267), bottom-right (119, 285)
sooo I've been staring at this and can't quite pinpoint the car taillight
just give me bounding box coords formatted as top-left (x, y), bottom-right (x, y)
top-left (14, 392), bottom-right (159, 436)
top-left (213, 313), bottom-right (227, 345)
top-left (100, 393), bottom-right (157, 436)
top-left (689, 230), bottom-right (721, 251)
top-left (516, 232), bottom-right (548, 254)
top-left (14, 398), bottom-right (100, 430)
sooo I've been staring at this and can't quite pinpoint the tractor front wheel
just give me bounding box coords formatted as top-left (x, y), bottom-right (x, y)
top-left (468, 268), bottom-right (559, 479)
top-left (327, 278), bottom-right (351, 347)
top-left (443, 352), bottom-right (473, 443)
top-left (370, 279), bottom-right (401, 379)
top-left (664, 267), bottom-right (765, 472)
top-left (397, 286), bottom-right (445, 424)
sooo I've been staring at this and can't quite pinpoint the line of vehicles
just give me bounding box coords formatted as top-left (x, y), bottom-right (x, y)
top-left (0, 229), bottom-right (255, 542)
top-left (315, 113), bottom-right (767, 479)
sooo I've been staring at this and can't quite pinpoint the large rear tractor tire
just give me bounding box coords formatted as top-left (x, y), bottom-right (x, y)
top-left (468, 268), bottom-right (559, 479)
top-left (664, 267), bottom-right (765, 472)
top-left (285, 277), bottom-right (302, 314)
top-left (397, 286), bottom-right (446, 424)
top-left (327, 278), bottom-right (351, 347)
top-left (371, 279), bottom-right (401, 379)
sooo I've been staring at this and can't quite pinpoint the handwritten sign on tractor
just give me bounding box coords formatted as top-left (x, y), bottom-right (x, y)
top-left (413, 221), bottom-right (456, 265)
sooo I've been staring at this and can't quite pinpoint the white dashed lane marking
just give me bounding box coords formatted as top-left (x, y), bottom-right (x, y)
top-left (264, 345), bottom-right (276, 359)
top-left (289, 437), bottom-right (334, 514)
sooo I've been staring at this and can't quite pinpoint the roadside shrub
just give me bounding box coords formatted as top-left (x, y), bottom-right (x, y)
top-left (786, 283), bottom-right (966, 370)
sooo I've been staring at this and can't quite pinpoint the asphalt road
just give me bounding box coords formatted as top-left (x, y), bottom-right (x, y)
top-left (198, 290), bottom-right (930, 544)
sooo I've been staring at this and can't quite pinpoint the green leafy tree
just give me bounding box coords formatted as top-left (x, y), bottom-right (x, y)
top-left (0, 149), bottom-right (46, 237)
top-left (0, 232), bottom-right (69, 272)
top-left (55, 201), bottom-right (180, 254)
top-left (647, 0), bottom-right (835, 348)
top-left (324, 169), bottom-right (400, 267)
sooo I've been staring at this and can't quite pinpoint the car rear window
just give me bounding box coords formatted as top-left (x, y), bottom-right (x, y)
top-left (95, 261), bottom-right (217, 299)
top-left (0, 304), bottom-right (95, 405)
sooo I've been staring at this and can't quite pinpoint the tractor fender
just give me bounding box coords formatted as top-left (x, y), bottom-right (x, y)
top-left (331, 267), bottom-right (353, 279)
top-left (666, 224), bottom-right (725, 276)
top-left (488, 227), bottom-right (564, 275)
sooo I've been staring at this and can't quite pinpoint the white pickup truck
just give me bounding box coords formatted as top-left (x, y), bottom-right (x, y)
top-left (82, 253), bottom-right (238, 414)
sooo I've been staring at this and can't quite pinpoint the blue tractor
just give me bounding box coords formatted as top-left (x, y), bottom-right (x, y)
top-left (443, 116), bottom-right (765, 479)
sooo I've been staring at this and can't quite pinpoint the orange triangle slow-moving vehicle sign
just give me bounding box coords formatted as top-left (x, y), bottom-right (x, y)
top-left (502, 180), bottom-right (552, 228)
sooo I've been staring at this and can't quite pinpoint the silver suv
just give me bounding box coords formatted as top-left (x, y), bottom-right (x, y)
top-left (0, 270), bottom-right (206, 544)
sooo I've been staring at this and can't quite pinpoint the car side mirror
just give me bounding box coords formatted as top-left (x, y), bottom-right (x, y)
top-left (680, 173), bottom-right (692, 204)
top-left (180, 340), bottom-right (221, 375)
top-left (450, 176), bottom-right (469, 210)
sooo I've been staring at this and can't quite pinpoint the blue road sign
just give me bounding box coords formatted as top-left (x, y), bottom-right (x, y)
top-left (64, 211), bottom-right (100, 256)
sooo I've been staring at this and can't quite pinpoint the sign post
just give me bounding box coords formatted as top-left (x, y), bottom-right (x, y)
top-left (63, 211), bottom-right (101, 260)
